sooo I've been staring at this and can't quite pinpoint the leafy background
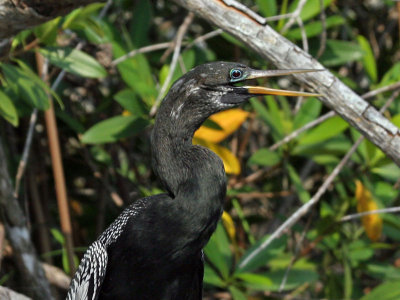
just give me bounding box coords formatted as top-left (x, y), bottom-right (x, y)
top-left (1, 0), bottom-right (400, 299)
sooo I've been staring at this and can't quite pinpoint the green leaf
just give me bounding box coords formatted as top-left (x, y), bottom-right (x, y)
top-left (0, 90), bottom-right (18, 126)
top-left (235, 273), bottom-right (273, 290)
top-left (56, 110), bottom-right (85, 133)
top-left (112, 42), bottom-right (156, 106)
top-left (343, 257), bottom-right (353, 299)
top-left (289, 0), bottom-right (332, 22)
top-left (14, 59), bottom-right (63, 108)
top-left (50, 228), bottom-right (65, 245)
top-left (62, 3), bottom-right (105, 30)
top-left (2, 64), bottom-right (50, 110)
top-left (203, 264), bottom-right (225, 288)
top-left (378, 62), bottom-right (400, 87)
top-left (34, 17), bottom-right (61, 45)
top-left (382, 214), bottom-right (400, 241)
top-left (237, 235), bottom-right (287, 273)
top-left (130, 0), bottom-right (153, 46)
top-left (286, 15), bottom-right (345, 40)
top-left (248, 148), bottom-right (281, 166)
top-left (11, 29), bottom-right (33, 52)
top-left (39, 47), bottom-right (107, 78)
top-left (392, 114), bottom-right (400, 128)
top-left (250, 96), bottom-right (284, 141)
top-left (204, 223), bottom-right (232, 279)
top-left (288, 164), bottom-right (310, 203)
top-left (203, 119), bottom-right (223, 131)
top-left (357, 35), bottom-right (377, 82)
top-left (294, 135), bottom-right (351, 157)
top-left (360, 280), bottom-right (400, 300)
top-left (367, 264), bottom-right (400, 281)
top-left (297, 116), bottom-right (348, 145)
top-left (256, 0), bottom-right (277, 17)
top-left (293, 97), bottom-right (322, 129)
top-left (81, 115), bottom-right (149, 144)
top-left (319, 40), bottom-right (364, 66)
top-left (90, 146), bottom-right (112, 165)
top-left (347, 240), bottom-right (374, 264)
top-left (371, 164), bottom-right (400, 182)
top-left (262, 268), bottom-right (318, 291)
top-left (228, 286), bottom-right (247, 300)
top-left (114, 89), bottom-right (148, 116)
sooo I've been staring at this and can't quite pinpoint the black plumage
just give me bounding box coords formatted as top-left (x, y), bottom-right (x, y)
top-left (66, 62), bottom-right (319, 300)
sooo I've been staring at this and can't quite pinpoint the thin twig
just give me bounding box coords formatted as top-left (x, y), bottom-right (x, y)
top-left (150, 12), bottom-right (195, 117)
top-left (394, 178), bottom-right (400, 190)
top-left (362, 81), bottom-right (400, 99)
top-left (232, 191), bottom-right (292, 200)
top-left (316, 0), bottom-right (327, 59)
top-left (269, 111), bottom-right (336, 151)
top-left (13, 51), bottom-right (49, 197)
top-left (0, 222), bottom-right (4, 270)
top-left (341, 207), bottom-right (400, 222)
top-left (397, 1), bottom-right (400, 42)
top-left (281, 0), bottom-right (308, 33)
top-left (14, 108), bottom-right (38, 198)
top-left (111, 42), bottom-right (172, 67)
top-left (184, 28), bottom-right (223, 50)
top-left (98, 0), bottom-right (113, 19)
top-left (83, 148), bottom-right (124, 207)
top-left (262, 13), bottom-right (294, 23)
top-left (292, 15), bottom-right (308, 113)
top-left (279, 211), bottom-right (314, 292)
top-left (296, 16), bottom-right (308, 53)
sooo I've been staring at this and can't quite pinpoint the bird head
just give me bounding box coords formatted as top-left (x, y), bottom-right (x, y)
top-left (158, 62), bottom-right (321, 133)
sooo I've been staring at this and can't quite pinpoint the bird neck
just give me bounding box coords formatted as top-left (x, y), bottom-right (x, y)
top-left (151, 104), bottom-right (227, 204)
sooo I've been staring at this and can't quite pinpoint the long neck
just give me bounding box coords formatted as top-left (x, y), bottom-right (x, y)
top-left (151, 97), bottom-right (226, 203)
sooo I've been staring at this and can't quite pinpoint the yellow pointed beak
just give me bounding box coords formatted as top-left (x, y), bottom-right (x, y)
top-left (245, 86), bottom-right (321, 97)
top-left (245, 68), bottom-right (323, 97)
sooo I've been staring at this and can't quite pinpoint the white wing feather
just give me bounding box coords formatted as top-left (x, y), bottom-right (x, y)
top-left (66, 241), bottom-right (108, 300)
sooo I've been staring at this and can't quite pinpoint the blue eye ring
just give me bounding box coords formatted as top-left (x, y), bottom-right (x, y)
top-left (230, 69), bottom-right (243, 81)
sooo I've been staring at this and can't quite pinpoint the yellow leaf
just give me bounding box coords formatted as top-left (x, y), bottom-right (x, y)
top-left (194, 108), bottom-right (249, 143)
top-left (355, 180), bottom-right (382, 241)
top-left (193, 138), bottom-right (241, 174)
top-left (222, 211), bottom-right (236, 242)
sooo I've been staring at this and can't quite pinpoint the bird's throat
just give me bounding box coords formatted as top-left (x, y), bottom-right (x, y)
top-left (151, 111), bottom-right (227, 204)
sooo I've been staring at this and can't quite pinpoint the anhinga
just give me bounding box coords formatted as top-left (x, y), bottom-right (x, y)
top-left (66, 62), bottom-right (320, 300)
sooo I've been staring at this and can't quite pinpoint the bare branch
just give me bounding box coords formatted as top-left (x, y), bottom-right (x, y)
top-left (184, 28), bottom-right (223, 50)
top-left (362, 81), bottom-right (400, 99)
top-left (316, 0), bottom-right (327, 59)
top-left (0, 0), bottom-right (105, 39)
top-left (150, 12), bottom-right (195, 117)
top-left (281, 0), bottom-right (308, 33)
top-left (111, 42), bottom-right (172, 67)
top-left (341, 207), bottom-right (400, 222)
top-left (269, 111), bottom-right (336, 151)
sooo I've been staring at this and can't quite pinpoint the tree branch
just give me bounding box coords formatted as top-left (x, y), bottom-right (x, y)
top-left (0, 0), bottom-right (106, 39)
top-left (0, 140), bottom-right (53, 300)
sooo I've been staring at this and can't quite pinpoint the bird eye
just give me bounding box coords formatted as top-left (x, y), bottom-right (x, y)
top-left (230, 69), bottom-right (243, 81)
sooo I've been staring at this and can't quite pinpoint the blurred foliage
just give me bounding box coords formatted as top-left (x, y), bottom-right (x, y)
top-left (0, 0), bottom-right (400, 299)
